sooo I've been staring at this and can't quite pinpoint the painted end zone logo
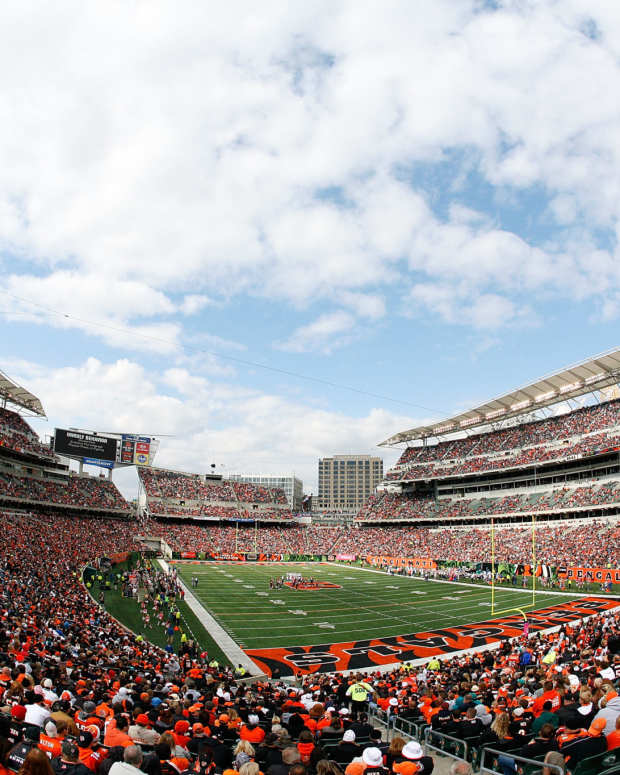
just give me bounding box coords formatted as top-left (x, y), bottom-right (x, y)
top-left (284, 581), bottom-right (341, 591)
top-left (245, 597), bottom-right (618, 677)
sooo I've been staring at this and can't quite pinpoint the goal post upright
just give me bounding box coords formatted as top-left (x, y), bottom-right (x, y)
top-left (532, 512), bottom-right (536, 608)
top-left (490, 513), bottom-right (537, 621)
top-left (491, 517), bottom-right (496, 614)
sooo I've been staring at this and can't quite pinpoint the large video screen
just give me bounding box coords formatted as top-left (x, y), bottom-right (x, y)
top-left (54, 429), bottom-right (119, 462)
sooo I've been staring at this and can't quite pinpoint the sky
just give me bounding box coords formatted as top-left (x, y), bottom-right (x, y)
top-left (3, 0), bottom-right (620, 499)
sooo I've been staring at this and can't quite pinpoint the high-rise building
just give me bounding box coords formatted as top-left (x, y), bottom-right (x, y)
top-left (225, 473), bottom-right (303, 511)
top-left (317, 455), bottom-right (383, 510)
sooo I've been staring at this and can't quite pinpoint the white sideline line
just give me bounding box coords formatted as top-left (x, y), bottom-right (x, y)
top-left (157, 559), bottom-right (261, 676)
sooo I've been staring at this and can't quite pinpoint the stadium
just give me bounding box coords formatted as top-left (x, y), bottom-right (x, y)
top-left (1, 352), bottom-right (619, 775)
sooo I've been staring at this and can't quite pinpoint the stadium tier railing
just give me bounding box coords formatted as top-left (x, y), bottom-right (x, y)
top-left (479, 746), bottom-right (563, 775)
top-left (423, 727), bottom-right (469, 763)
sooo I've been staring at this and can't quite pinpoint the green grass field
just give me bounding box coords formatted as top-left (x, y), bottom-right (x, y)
top-left (174, 561), bottom-right (585, 650)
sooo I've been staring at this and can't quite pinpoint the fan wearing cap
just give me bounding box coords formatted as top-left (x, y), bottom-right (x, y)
top-left (38, 720), bottom-right (64, 760)
top-left (345, 746), bottom-right (389, 775)
top-left (75, 703), bottom-right (103, 735)
top-left (128, 713), bottom-right (160, 747)
top-left (240, 715), bottom-right (265, 745)
top-left (51, 739), bottom-right (91, 775)
top-left (331, 730), bottom-right (361, 766)
top-left (560, 717), bottom-right (608, 768)
top-left (172, 720), bottom-right (192, 750)
top-left (42, 679), bottom-right (59, 708)
top-left (187, 723), bottom-right (212, 757)
top-left (77, 726), bottom-right (108, 772)
top-left (391, 741), bottom-right (434, 775)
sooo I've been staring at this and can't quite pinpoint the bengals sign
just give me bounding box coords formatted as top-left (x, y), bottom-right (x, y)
top-left (560, 567), bottom-right (620, 582)
top-left (245, 597), bottom-right (618, 676)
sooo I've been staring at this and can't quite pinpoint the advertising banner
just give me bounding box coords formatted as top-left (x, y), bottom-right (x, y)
top-left (83, 457), bottom-right (115, 469)
top-left (366, 555), bottom-right (437, 570)
top-left (108, 552), bottom-right (130, 564)
top-left (120, 437), bottom-right (135, 464)
top-left (134, 437), bottom-right (151, 466)
top-left (335, 554), bottom-right (356, 561)
top-left (206, 552), bottom-right (246, 562)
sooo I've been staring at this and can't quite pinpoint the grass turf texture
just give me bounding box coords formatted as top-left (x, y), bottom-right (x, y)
top-left (174, 562), bottom-right (588, 650)
top-left (87, 563), bottom-right (231, 665)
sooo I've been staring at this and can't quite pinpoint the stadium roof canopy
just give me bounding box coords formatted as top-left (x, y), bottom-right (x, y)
top-left (0, 369), bottom-right (46, 416)
top-left (380, 347), bottom-right (620, 446)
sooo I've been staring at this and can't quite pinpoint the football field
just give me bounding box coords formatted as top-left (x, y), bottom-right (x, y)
top-left (173, 561), bottom-right (618, 676)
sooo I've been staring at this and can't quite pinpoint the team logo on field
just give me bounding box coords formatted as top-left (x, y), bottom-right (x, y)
top-left (284, 580), bottom-right (341, 591)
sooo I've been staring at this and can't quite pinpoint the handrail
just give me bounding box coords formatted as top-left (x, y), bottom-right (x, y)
top-left (479, 746), bottom-right (563, 775)
top-left (423, 727), bottom-right (468, 762)
top-left (392, 716), bottom-right (424, 741)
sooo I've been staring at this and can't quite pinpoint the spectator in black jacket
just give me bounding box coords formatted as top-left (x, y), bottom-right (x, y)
top-left (560, 718), bottom-right (607, 770)
top-left (51, 741), bottom-right (91, 775)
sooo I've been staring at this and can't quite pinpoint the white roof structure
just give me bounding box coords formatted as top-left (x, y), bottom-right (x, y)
top-left (0, 369), bottom-right (45, 416)
top-left (380, 347), bottom-right (620, 446)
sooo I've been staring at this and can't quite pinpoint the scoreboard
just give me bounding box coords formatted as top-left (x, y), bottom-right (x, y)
top-left (54, 429), bottom-right (118, 462)
top-left (54, 429), bottom-right (153, 467)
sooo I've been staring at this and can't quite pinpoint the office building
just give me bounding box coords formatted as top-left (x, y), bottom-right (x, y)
top-left (318, 455), bottom-right (383, 510)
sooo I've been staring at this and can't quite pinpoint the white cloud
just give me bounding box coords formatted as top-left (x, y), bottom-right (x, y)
top-left (6, 356), bottom-right (411, 496)
top-left (180, 294), bottom-right (212, 315)
top-left (1, 272), bottom-right (180, 353)
top-left (275, 311), bottom-right (356, 353)
top-left (407, 283), bottom-right (537, 331)
top-left (0, 0), bottom-right (619, 335)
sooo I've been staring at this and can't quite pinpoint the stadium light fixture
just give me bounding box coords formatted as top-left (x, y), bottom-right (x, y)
top-left (535, 391), bottom-right (556, 402)
top-left (485, 409), bottom-right (506, 419)
top-left (560, 381), bottom-right (582, 394)
top-left (511, 400), bottom-right (530, 410)
top-left (585, 372), bottom-right (606, 384)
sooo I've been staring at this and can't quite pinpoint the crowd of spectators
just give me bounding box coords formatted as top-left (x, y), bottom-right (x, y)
top-left (357, 482), bottom-right (620, 522)
top-left (396, 399), bottom-right (620, 468)
top-left (139, 472), bottom-right (291, 520)
top-left (389, 431), bottom-right (620, 482)
top-left (138, 516), bottom-right (620, 568)
top-left (328, 521), bottom-right (619, 568)
top-left (0, 409), bottom-right (55, 462)
top-left (144, 522), bottom-right (342, 556)
top-left (0, 472), bottom-right (129, 512)
top-left (0, 505), bottom-right (618, 775)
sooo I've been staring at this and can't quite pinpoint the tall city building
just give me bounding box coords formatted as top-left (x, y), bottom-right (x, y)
top-left (317, 455), bottom-right (383, 510)
top-left (226, 473), bottom-right (303, 511)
